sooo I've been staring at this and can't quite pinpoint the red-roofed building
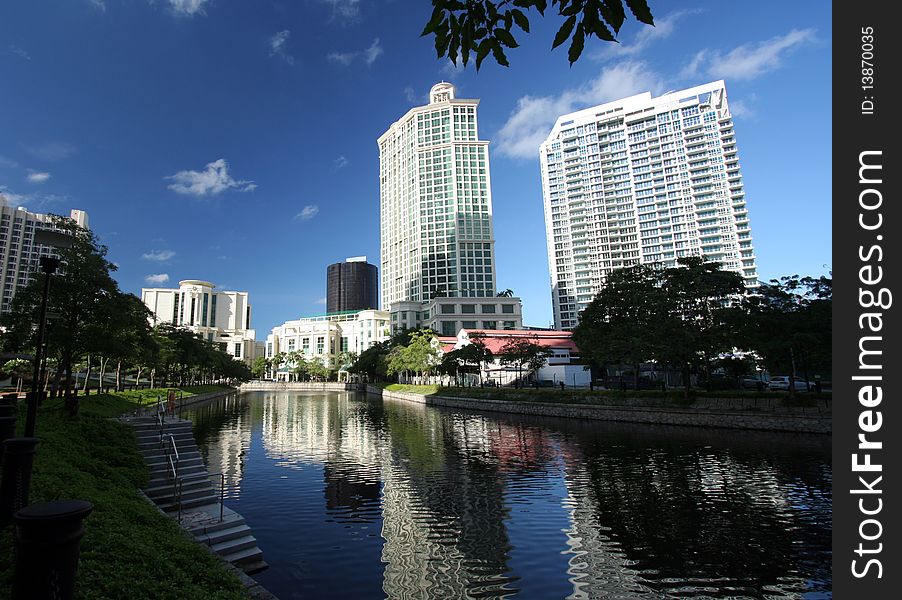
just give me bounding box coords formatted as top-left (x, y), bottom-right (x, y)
top-left (450, 329), bottom-right (591, 387)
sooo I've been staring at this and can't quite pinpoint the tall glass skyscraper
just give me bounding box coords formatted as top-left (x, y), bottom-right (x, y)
top-left (540, 81), bottom-right (757, 330)
top-left (378, 82), bottom-right (497, 309)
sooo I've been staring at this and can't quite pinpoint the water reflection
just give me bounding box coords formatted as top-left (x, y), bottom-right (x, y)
top-left (185, 392), bottom-right (831, 600)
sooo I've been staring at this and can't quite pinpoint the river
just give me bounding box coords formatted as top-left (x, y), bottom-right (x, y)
top-left (183, 390), bottom-right (832, 599)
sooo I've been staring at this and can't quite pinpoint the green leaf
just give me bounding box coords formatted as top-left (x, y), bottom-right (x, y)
top-left (421, 6), bottom-right (445, 37)
top-left (511, 8), bottom-right (530, 32)
top-left (597, 0), bottom-right (626, 33)
top-left (624, 0), bottom-right (654, 24)
top-left (560, 1), bottom-right (584, 17)
top-left (584, 13), bottom-right (615, 41)
top-left (568, 22), bottom-right (585, 65)
top-left (491, 39), bottom-right (510, 66)
top-left (494, 27), bottom-right (520, 48)
top-left (475, 38), bottom-right (492, 70)
top-left (552, 14), bottom-right (576, 48)
top-left (434, 25), bottom-right (451, 58)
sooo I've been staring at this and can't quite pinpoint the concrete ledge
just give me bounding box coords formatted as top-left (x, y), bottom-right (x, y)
top-left (368, 385), bottom-right (831, 434)
top-left (239, 382), bottom-right (357, 392)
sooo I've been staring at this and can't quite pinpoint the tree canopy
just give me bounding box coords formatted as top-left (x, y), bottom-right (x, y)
top-left (423, 0), bottom-right (655, 69)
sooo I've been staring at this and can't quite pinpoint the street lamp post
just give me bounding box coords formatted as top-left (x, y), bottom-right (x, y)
top-left (24, 256), bottom-right (61, 438)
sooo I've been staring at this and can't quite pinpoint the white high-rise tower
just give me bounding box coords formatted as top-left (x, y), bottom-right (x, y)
top-left (378, 82), bottom-right (497, 309)
top-left (540, 81), bottom-right (757, 330)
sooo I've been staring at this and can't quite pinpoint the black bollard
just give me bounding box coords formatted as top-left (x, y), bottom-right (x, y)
top-left (13, 500), bottom-right (94, 600)
top-left (0, 416), bottom-right (19, 465)
top-left (0, 437), bottom-right (40, 527)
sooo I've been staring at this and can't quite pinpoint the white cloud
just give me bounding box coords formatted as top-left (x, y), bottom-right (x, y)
top-left (142, 249), bottom-right (176, 261)
top-left (8, 45), bottom-right (31, 60)
top-left (0, 186), bottom-right (68, 211)
top-left (166, 159), bottom-right (256, 196)
top-left (363, 38), bottom-right (383, 65)
top-left (166, 0), bottom-right (209, 16)
top-left (269, 30), bottom-right (295, 65)
top-left (322, 0), bottom-right (360, 22)
top-left (687, 29), bottom-right (816, 82)
top-left (728, 99), bottom-right (754, 119)
top-left (145, 273), bottom-right (170, 284)
top-left (88, 0), bottom-right (106, 12)
top-left (496, 61), bottom-right (665, 159)
top-left (596, 10), bottom-right (699, 58)
top-left (327, 38), bottom-right (382, 67)
top-left (26, 141), bottom-right (77, 161)
top-left (27, 171), bottom-right (51, 183)
top-left (315, 297), bottom-right (327, 305)
top-left (294, 205), bottom-right (319, 221)
top-left (404, 86), bottom-right (418, 103)
top-left (0, 156), bottom-right (19, 169)
top-left (334, 156), bottom-right (349, 169)
top-left (327, 51), bottom-right (355, 66)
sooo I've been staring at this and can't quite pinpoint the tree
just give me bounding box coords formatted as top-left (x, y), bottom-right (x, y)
top-left (348, 342), bottom-right (390, 381)
top-left (441, 335), bottom-right (494, 384)
top-left (387, 329), bottom-right (441, 383)
top-left (498, 335), bottom-right (552, 385)
top-left (573, 264), bottom-right (665, 389)
top-left (251, 356), bottom-right (270, 379)
top-left (423, 0), bottom-right (655, 69)
top-left (739, 275), bottom-right (832, 395)
top-left (2, 358), bottom-right (31, 392)
top-left (496, 289), bottom-right (514, 297)
top-left (657, 257), bottom-right (745, 396)
top-left (306, 357), bottom-right (330, 381)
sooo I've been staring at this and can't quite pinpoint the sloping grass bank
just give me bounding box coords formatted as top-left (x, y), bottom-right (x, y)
top-left (0, 386), bottom-right (246, 599)
top-left (379, 383), bottom-right (828, 408)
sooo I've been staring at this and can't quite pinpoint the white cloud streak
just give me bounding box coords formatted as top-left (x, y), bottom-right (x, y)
top-left (334, 156), bottom-right (349, 169)
top-left (327, 38), bottom-right (382, 66)
top-left (322, 0), bottom-right (361, 22)
top-left (27, 171), bottom-right (51, 183)
top-left (166, 159), bottom-right (256, 196)
top-left (295, 205), bottom-right (319, 221)
top-left (684, 29), bottom-right (816, 81)
top-left (270, 30), bottom-right (295, 65)
top-left (26, 141), bottom-right (77, 161)
top-left (145, 273), bottom-right (170, 284)
top-left (495, 61), bottom-right (665, 159)
top-left (595, 10), bottom-right (699, 58)
top-left (166, 0), bottom-right (209, 16)
top-left (142, 249), bottom-right (176, 261)
top-left (8, 45), bottom-right (31, 60)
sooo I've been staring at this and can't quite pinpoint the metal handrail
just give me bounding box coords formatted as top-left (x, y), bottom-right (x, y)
top-left (165, 434), bottom-right (180, 481)
top-left (175, 471), bottom-right (226, 524)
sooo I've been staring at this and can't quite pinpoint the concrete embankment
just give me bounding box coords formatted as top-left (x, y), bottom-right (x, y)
top-left (239, 382), bottom-right (359, 392)
top-left (366, 385), bottom-right (831, 434)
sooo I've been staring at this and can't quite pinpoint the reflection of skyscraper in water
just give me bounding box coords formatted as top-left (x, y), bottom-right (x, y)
top-left (378, 401), bottom-right (513, 599)
top-left (199, 396), bottom-right (253, 498)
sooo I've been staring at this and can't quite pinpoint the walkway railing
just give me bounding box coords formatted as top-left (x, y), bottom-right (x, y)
top-left (175, 472), bottom-right (226, 524)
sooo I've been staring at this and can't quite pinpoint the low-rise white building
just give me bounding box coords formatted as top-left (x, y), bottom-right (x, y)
top-left (390, 296), bottom-right (523, 336)
top-left (266, 309), bottom-right (390, 380)
top-left (141, 279), bottom-right (258, 365)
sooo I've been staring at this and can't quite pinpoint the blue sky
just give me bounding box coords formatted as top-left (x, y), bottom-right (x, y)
top-left (0, 0), bottom-right (832, 338)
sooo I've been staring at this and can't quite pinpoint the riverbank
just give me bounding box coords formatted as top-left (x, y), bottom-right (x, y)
top-left (0, 386), bottom-right (252, 599)
top-left (239, 381), bottom-right (357, 392)
top-left (369, 384), bottom-right (831, 434)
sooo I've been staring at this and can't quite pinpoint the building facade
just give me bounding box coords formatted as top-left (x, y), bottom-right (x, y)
top-left (266, 309), bottom-right (390, 379)
top-left (326, 257), bottom-right (378, 313)
top-left (141, 279), bottom-right (258, 364)
top-left (378, 82), bottom-right (497, 308)
top-left (0, 194), bottom-right (89, 314)
top-left (540, 81), bottom-right (757, 330)
top-left (389, 296), bottom-right (522, 337)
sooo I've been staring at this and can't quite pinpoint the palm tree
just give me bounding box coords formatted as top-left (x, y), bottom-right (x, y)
top-left (496, 289), bottom-right (514, 297)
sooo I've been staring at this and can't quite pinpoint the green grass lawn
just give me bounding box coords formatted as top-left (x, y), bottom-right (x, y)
top-left (380, 383), bottom-right (827, 407)
top-left (0, 386), bottom-right (247, 599)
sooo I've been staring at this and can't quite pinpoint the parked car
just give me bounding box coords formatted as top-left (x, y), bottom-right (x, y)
top-left (767, 376), bottom-right (811, 391)
top-left (741, 376), bottom-right (766, 390)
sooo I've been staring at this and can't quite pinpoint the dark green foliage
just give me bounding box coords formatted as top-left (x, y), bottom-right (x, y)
top-left (0, 389), bottom-right (246, 599)
top-left (423, 0), bottom-right (655, 69)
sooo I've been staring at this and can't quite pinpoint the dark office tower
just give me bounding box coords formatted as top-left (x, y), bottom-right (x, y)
top-left (326, 257), bottom-right (379, 313)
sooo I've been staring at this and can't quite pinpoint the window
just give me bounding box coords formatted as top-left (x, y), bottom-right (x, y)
top-left (316, 337), bottom-right (325, 354)
top-left (483, 320), bottom-right (497, 330)
top-left (460, 304), bottom-right (475, 314)
top-left (201, 293), bottom-right (209, 327)
top-left (302, 338), bottom-right (310, 353)
top-left (172, 293), bottom-right (180, 324)
top-left (441, 304), bottom-right (455, 314)
top-left (210, 295), bottom-right (217, 327)
top-left (503, 321), bottom-right (516, 329)
top-left (288, 339), bottom-right (296, 351)
top-left (189, 297), bottom-right (196, 326)
top-left (461, 320), bottom-right (477, 329)
top-left (482, 304), bottom-right (496, 313)
top-left (341, 337), bottom-right (348, 352)
top-left (441, 321), bottom-right (456, 336)
top-left (501, 304), bottom-right (515, 314)
top-left (234, 343), bottom-right (241, 358)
